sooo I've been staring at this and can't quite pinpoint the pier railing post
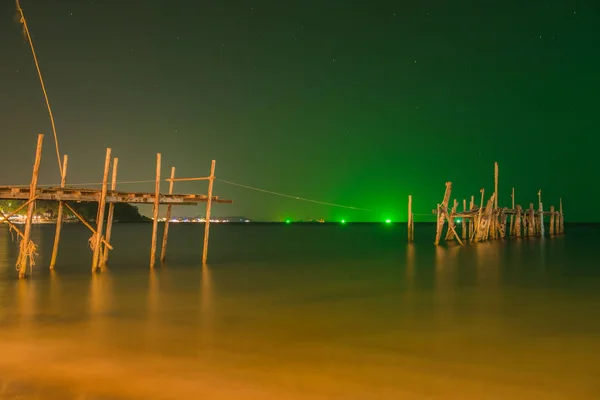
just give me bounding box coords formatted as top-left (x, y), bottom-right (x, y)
top-left (202, 160), bottom-right (216, 264)
top-left (160, 166), bottom-right (176, 262)
top-left (92, 148), bottom-right (111, 272)
top-left (18, 133), bottom-right (44, 278)
top-left (50, 154), bottom-right (68, 270)
top-left (102, 157), bottom-right (118, 266)
top-left (150, 153), bottom-right (161, 269)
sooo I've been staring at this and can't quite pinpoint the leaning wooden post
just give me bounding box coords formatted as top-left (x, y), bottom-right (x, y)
top-left (549, 205), bottom-right (555, 235)
top-left (407, 194), bottom-right (413, 242)
top-left (150, 153), bottom-right (161, 269)
top-left (49, 154), bottom-right (68, 270)
top-left (202, 160), bottom-right (216, 264)
top-left (102, 157), bottom-right (118, 266)
top-left (18, 133), bottom-right (44, 278)
top-left (160, 166), bottom-right (176, 261)
top-left (91, 148), bottom-right (111, 272)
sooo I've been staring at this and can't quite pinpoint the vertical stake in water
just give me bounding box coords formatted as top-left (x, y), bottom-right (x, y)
top-left (150, 153), bottom-right (161, 269)
top-left (92, 148), bottom-right (111, 272)
top-left (161, 166), bottom-right (176, 262)
top-left (509, 187), bottom-right (515, 236)
top-left (18, 133), bottom-right (43, 278)
top-left (102, 157), bottom-right (119, 266)
top-left (538, 189), bottom-right (544, 236)
top-left (202, 160), bottom-right (216, 265)
top-left (407, 194), bottom-right (413, 242)
top-left (50, 154), bottom-right (68, 270)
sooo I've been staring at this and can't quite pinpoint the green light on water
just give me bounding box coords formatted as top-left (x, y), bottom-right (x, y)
top-left (341, 220), bottom-right (346, 224)
top-left (285, 219), bottom-right (291, 224)
top-left (385, 219), bottom-right (392, 224)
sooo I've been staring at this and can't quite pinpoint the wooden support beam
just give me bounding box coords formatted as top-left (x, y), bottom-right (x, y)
top-left (102, 157), bottom-right (119, 266)
top-left (161, 167), bottom-right (176, 262)
top-left (166, 176), bottom-right (210, 182)
top-left (63, 202), bottom-right (113, 250)
top-left (445, 199), bottom-right (458, 241)
top-left (91, 148), bottom-right (111, 272)
top-left (18, 133), bottom-right (43, 278)
top-left (407, 194), bottom-right (413, 242)
top-left (549, 205), bottom-right (555, 235)
top-left (50, 154), bottom-right (68, 270)
top-left (150, 153), bottom-right (161, 269)
top-left (202, 160), bottom-right (216, 264)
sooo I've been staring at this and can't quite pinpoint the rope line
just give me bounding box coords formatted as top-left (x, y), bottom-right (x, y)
top-left (16, 1), bottom-right (63, 178)
top-left (216, 179), bottom-right (372, 211)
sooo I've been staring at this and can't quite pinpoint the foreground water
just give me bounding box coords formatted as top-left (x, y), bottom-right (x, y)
top-left (1, 223), bottom-right (600, 399)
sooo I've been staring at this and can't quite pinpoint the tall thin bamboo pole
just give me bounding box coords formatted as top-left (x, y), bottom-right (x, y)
top-left (202, 160), bottom-right (216, 265)
top-left (102, 157), bottom-right (118, 266)
top-left (150, 153), bottom-right (161, 268)
top-left (49, 154), bottom-right (68, 270)
top-left (92, 148), bottom-right (111, 272)
top-left (18, 133), bottom-right (44, 278)
top-left (160, 167), bottom-right (176, 262)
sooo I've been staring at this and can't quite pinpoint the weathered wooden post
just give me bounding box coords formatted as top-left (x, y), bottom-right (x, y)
top-left (509, 187), bottom-right (515, 236)
top-left (407, 194), bottom-right (414, 242)
top-left (469, 195), bottom-right (475, 239)
top-left (102, 157), bottom-right (118, 266)
top-left (559, 198), bottom-right (564, 234)
top-left (514, 205), bottom-right (522, 237)
top-left (492, 162), bottom-right (499, 239)
top-left (549, 205), bottom-right (555, 235)
top-left (92, 148), bottom-right (111, 272)
top-left (18, 133), bottom-right (43, 278)
top-left (462, 199), bottom-right (467, 240)
top-left (527, 203), bottom-right (535, 237)
top-left (150, 153), bottom-right (161, 268)
top-left (202, 160), bottom-right (216, 264)
top-left (538, 190), bottom-right (544, 237)
top-left (160, 166), bottom-right (176, 261)
top-left (49, 154), bottom-right (68, 270)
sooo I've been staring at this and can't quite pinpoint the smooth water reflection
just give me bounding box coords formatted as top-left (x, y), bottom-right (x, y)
top-left (0, 224), bottom-right (599, 399)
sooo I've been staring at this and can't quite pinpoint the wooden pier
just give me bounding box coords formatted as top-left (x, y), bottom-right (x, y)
top-left (0, 134), bottom-right (232, 279)
top-left (430, 162), bottom-right (564, 246)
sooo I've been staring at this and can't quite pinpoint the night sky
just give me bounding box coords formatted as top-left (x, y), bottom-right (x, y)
top-left (1, 1), bottom-right (598, 222)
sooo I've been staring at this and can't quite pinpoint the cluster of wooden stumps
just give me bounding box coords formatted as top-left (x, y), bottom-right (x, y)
top-left (426, 162), bottom-right (565, 246)
top-left (0, 134), bottom-right (231, 279)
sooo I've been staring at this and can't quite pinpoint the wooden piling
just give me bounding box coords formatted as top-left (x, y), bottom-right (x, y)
top-left (49, 154), bottom-right (68, 270)
top-left (461, 199), bottom-right (467, 240)
top-left (160, 166), bottom-right (176, 261)
top-left (559, 198), bottom-right (564, 234)
top-left (102, 157), bottom-right (118, 266)
top-left (91, 148), bottom-right (111, 272)
top-left (18, 133), bottom-right (44, 278)
top-left (469, 195), bottom-right (475, 239)
top-left (514, 205), bottom-right (522, 237)
top-left (508, 187), bottom-right (515, 236)
top-left (202, 160), bottom-right (216, 264)
top-left (549, 205), bottom-right (555, 235)
top-left (150, 153), bottom-right (161, 269)
top-left (407, 194), bottom-right (414, 242)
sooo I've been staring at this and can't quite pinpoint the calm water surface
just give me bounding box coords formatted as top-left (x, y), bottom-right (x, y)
top-left (1, 223), bottom-right (600, 399)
